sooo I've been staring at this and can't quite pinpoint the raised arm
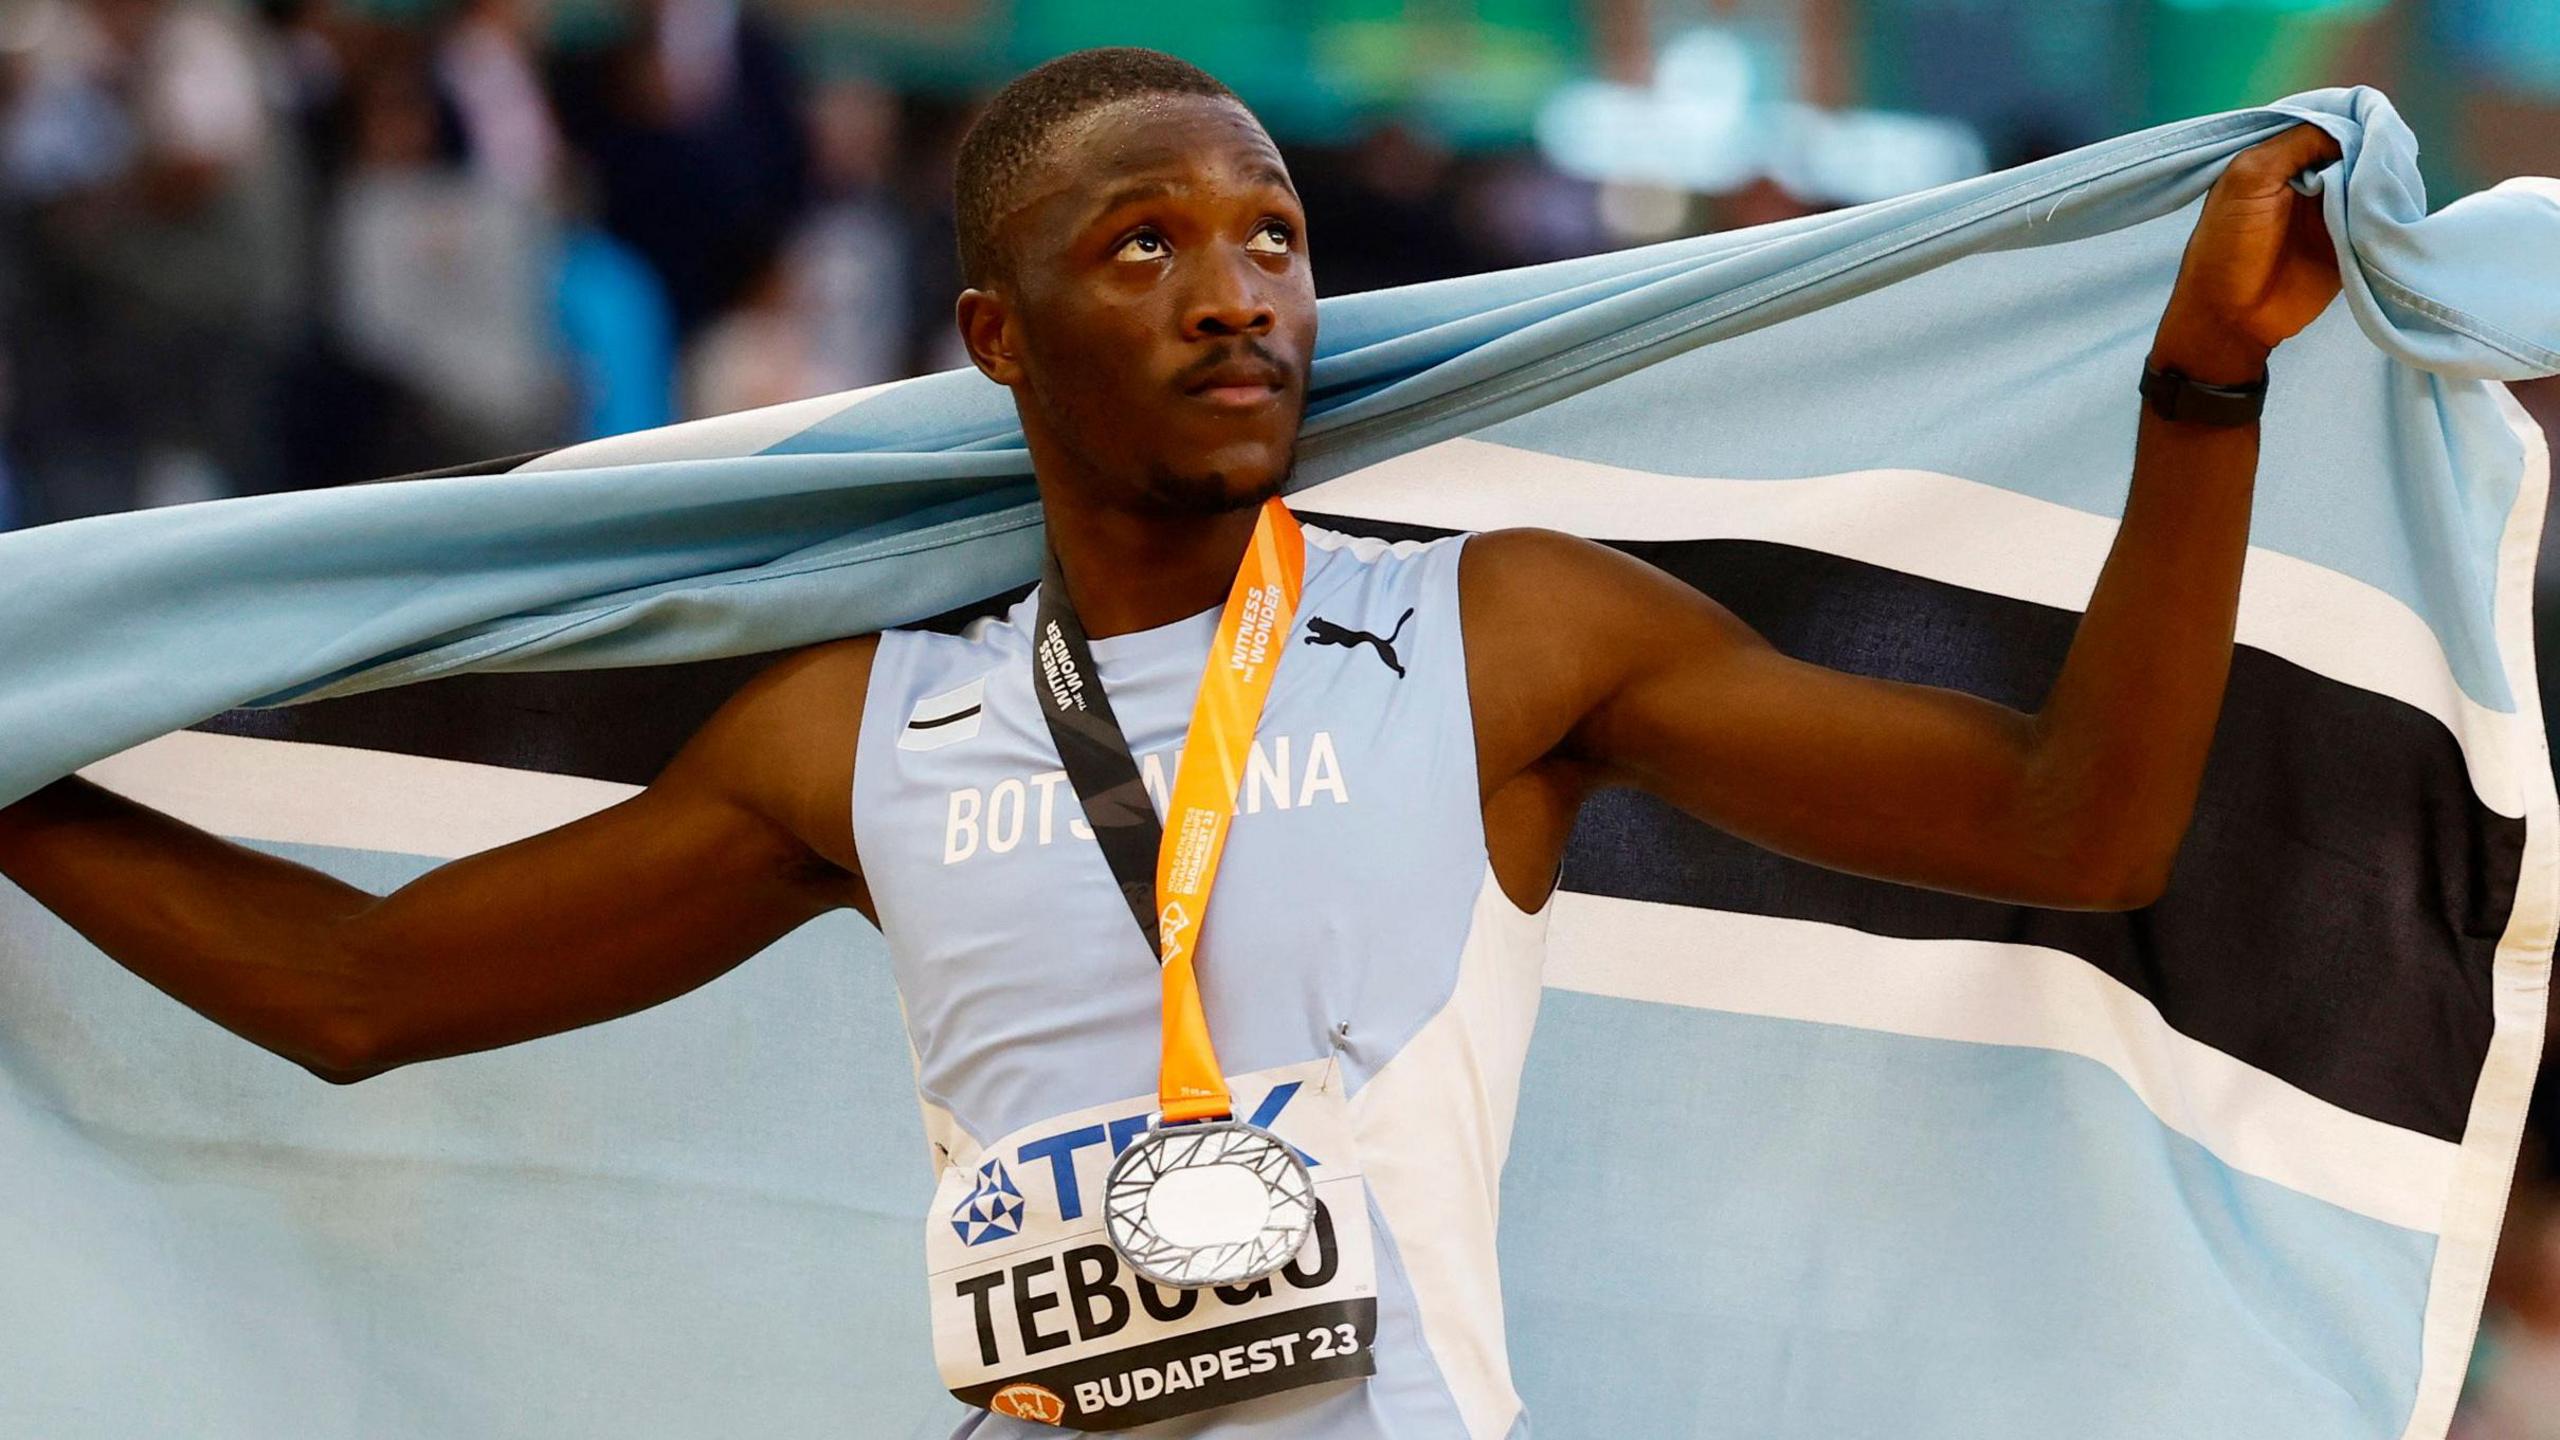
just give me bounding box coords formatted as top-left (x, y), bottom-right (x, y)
top-left (1463, 122), bottom-right (2344, 913)
top-left (0, 637), bottom-right (878, 1084)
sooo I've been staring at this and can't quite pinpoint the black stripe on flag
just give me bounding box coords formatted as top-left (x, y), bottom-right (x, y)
top-left (1309, 513), bottom-right (2516, 1144)
top-left (368, 449), bottom-right (562, 485)
top-left (197, 518), bottom-right (2520, 1142)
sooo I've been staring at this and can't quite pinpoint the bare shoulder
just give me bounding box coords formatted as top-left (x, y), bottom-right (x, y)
top-left (1456, 529), bottom-right (1641, 788)
top-left (1456, 526), bottom-right (1762, 786)
top-left (1474, 525), bottom-right (1710, 607)
top-left (656, 633), bottom-right (882, 877)
top-left (1457, 526), bottom-right (1701, 667)
top-left (1459, 524), bottom-right (1755, 650)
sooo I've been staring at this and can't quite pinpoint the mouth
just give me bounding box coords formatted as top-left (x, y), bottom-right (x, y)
top-left (1182, 358), bottom-right (1288, 411)
top-left (1187, 383), bottom-right (1284, 410)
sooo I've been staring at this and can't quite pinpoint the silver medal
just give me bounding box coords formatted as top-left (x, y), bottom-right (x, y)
top-left (1103, 1117), bottom-right (1317, 1289)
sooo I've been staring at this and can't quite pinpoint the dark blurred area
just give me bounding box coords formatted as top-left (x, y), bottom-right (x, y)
top-left (3, 0), bottom-right (2559, 1425)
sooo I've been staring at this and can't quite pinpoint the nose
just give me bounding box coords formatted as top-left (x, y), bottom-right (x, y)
top-left (1179, 247), bottom-right (1276, 341)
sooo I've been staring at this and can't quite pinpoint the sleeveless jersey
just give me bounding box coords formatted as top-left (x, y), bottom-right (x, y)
top-left (852, 525), bottom-right (1550, 1439)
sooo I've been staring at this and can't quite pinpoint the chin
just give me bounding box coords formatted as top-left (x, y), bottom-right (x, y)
top-left (1138, 447), bottom-right (1293, 516)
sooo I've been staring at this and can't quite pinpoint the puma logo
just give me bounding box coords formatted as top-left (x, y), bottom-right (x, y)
top-left (1303, 608), bottom-right (1413, 677)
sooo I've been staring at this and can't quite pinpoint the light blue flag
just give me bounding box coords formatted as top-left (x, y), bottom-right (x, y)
top-left (1, 85), bottom-right (2554, 1439)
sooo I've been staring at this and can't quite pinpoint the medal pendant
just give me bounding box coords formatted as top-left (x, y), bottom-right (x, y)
top-left (1102, 1116), bottom-right (1318, 1289)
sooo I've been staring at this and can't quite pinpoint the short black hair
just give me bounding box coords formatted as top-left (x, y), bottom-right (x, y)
top-left (953, 47), bottom-right (1243, 289)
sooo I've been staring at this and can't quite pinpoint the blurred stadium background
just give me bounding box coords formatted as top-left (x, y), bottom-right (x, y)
top-left (0, 0), bottom-right (2555, 1429)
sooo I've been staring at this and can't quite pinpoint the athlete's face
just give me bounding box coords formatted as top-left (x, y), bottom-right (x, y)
top-left (957, 94), bottom-right (1316, 516)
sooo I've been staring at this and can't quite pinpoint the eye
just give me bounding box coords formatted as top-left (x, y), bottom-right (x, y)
top-left (1113, 228), bottom-right (1168, 262)
top-left (1246, 220), bottom-right (1295, 256)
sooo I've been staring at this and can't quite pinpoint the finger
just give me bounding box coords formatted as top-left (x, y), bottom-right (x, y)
top-left (2288, 179), bottom-right (2342, 273)
top-left (2237, 121), bottom-right (2344, 184)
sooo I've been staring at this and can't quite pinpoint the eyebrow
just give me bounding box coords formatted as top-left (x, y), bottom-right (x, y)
top-left (1080, 161), bottom-right (1297, 228)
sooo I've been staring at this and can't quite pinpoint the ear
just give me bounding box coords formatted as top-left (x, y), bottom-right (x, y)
top-left (954, 288), bottom-right (1025, 388)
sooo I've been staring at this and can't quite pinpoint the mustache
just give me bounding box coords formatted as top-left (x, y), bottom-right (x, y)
top-left (1173, 340), bottom-right (1293, 391)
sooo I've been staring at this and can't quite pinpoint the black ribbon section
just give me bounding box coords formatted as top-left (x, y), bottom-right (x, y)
top-left (1030, 546), bottom-right (1170, 962)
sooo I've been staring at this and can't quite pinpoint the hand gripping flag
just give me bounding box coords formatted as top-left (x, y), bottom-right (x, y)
top-left (2, 86), bottom-right (2555, 1439)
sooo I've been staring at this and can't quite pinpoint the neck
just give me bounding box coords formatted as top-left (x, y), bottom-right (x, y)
top-left (1041, 491), bottom-right (1265, 640)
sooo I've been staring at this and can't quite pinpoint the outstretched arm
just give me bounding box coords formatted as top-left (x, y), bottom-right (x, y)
top-left (1464, 122), bottom-right (2345, 912)
top-left (0, 638), bottom-right (877, 1083)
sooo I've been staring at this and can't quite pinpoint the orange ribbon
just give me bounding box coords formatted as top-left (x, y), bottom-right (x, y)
top-left (1153, 497), bottom-right (1306, 1123)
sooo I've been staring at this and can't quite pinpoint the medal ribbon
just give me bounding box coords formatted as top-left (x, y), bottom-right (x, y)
top-left (1032, 497), bottom-right (1306, 1124)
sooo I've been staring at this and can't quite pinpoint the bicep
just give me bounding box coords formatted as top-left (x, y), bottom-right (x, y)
top-left (341, 780), bottom-right (843, 1072)
top-left (1474, 530), bottom-right (2079, 905)
top-left (339, 640), bottom-right (874, 1072)
top-left (1584, 615), bottom-right (2060, 893)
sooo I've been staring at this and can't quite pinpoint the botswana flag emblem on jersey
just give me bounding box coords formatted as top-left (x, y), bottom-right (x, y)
top-left (2, 87), bottom-right (2556, 1439)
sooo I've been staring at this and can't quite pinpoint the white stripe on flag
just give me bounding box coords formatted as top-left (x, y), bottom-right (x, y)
top-left (2396, 381), bottom-right (2557, 1439)
top-left (514, 378), bottom-right (913, 474)
top-left (1295, 436), bottom-right (2525, 817)
top-left (82, 731), bottom-right (635, 860)
top-left (1545, 890), bottom-right (2457, 1235)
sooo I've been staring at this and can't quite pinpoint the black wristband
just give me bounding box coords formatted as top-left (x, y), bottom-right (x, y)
top-left (2139, 361), bottom-right (2269, 427)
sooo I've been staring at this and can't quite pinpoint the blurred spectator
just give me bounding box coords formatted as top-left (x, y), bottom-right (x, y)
top-left (550, 0), bottom-right (806, 338)
top-left (2, 0), bottom-right (301, 521)
top-left (1712, 172), bottom-right (1832, 232)
top-left (327, 36), bottom-right (561, 456)
top-left (1448, 149), bottom-right (1608, 270)
top-left (1292, 118), bottom-right (1482, 298)
top-left (678, 72), bottom-right (910, 420)
top-left (681, 242), bottom-right (818, 417)
top-left (254, 0), bottom-right (350, 176)
top-left (435, 0), bottom-right (559, 204)
top-left (554, 168), bottom-right (676, 441)
top-left (892, 90), bottom-right (973, 378)
top-left (782, 75), bottom-right (909, 394)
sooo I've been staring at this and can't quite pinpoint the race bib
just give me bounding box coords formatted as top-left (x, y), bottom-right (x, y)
top-left (926, 1058), bottom-right (1378, 1429)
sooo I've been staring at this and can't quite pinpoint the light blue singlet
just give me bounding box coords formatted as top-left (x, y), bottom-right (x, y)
top-left (853, 524), bottom-right (1550, 1439)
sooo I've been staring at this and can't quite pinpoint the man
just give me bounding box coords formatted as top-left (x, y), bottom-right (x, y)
top-left (0, 45), bottom-right (2342, 1438)
top-left (4, 0), bottom-right (299, 518)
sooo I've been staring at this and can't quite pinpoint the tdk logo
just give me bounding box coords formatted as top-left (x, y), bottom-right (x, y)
top-left (1015, 1083), bottom-right (1315, 1224)
top-left (951, 1158), bottom-right (1027, 1246)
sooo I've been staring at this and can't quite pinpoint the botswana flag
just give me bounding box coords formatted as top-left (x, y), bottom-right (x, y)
top-left (3, 86), bottom-right (2555, 1440)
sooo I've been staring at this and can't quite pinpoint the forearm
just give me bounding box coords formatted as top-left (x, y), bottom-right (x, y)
top-left (2027, 311), bottom-right (2271, 894)
top-left (0, 776), bottom-right (378, 1075)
